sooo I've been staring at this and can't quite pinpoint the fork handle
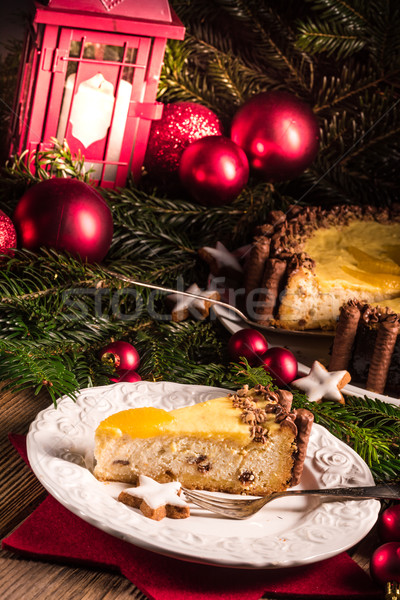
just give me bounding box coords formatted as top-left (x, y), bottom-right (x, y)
top-left (284, 483), bottom-right (400, 500)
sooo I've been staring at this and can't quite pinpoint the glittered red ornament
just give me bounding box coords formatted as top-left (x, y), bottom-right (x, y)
top-left (13, 179), bottom-right (113, 263)
top-left (379, 504), bottom-right (400, 542)
top-left (100, 341), bottom-right (140, 372)
top-left (231, 91), bottom-right (320, 182)
top-left (259, 347), bottom-right (298, 386)
top-left (0, 210), bottom-right (17, 258)
top-left (228, 328), bottom-right (268, 365)
top-left (145, 102), bottom-right (222, 178)
top-left (179, 136), bottom-right (249, 206)
top-left (370, 542), bottom-right (400, 586)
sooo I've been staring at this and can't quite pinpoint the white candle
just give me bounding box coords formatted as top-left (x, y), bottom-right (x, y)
top-left (57, 72), bottom-right (132, 179)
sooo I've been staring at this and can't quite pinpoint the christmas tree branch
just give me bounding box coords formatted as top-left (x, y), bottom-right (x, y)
top-left (4, 139), bottom-right (92, 183)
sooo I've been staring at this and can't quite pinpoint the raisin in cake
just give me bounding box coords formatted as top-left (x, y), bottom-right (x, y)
top-left (244, 204), bottom-right (400, 330)
top-left (93, 385), bottom-right (313, 496)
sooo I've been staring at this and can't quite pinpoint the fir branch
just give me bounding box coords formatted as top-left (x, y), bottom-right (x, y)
top-left (128, 320), bottom-right (230, 387)
top-left (314, 62), bottom-right (400, 113)
top-left (4, 138), bottom-right (93, 183)
top-left (104, 181), bottom-right (278, 251)
top-left (226, 358), bottom-right (275, 388)
top-left (297, 0), bottom-right (400, 70)
top-left (0, 340), bottom-right (80, 406)
top-left (296, 17), bottom-right (366, 59)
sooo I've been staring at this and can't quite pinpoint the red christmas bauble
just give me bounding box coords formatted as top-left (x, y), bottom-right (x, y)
top-left (179, 136), bottom-right (249, 206)
top-left (259, 347), bottom-right (298, 386)
top-left (228, 329), bottom-right (268, 365)
top-left (13, 179), bottom-right (113, 263)
top-left (100, 341), bottom-right (140, 372)
top-left (145, 102), bottom-right (222, 178)
top-left (379, 505), bottom-right (400, 542)
top-left (116, 370), bottom-right (142, 383)
top-left (231, 91), bottom-right (320, 182)
top-left (370, 542), bottom-right (400, 585)
top-left (0, 210), bottom-right (17, 258)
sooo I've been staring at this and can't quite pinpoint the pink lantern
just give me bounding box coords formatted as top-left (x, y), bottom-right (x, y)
top-left (9, 0), bottom-right (185, 188)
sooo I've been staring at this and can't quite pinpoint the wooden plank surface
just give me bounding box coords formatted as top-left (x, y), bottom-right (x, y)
top-left (0, 383), bottom-right (381, 600)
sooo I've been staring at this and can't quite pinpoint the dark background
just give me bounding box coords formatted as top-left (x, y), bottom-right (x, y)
top-left (0, 0), bottom-right (31, 56)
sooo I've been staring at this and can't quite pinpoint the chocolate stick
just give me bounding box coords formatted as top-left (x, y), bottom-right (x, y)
top-left (329, 300), bottom-right (362, 371)
top-left (366, 315), bottom-right (400, 394)
top-left (254, 258), bottom-right (287, 323)
top-left (244, 236), bottom-right (271, 297)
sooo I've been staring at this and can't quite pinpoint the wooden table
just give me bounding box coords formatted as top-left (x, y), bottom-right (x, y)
top-left (0, 383), bottom-right (381, 600)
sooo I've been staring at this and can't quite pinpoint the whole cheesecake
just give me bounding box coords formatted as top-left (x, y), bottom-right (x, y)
top-left (244, 204), bottom-right (400, 330)
top-left (93, 385), bottom-right (313, 496)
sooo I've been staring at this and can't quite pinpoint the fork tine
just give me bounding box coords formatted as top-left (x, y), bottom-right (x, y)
top-left (182, 488), bottom-right (262, 519)
top-left (182, 492), bottom-right (230, 508)
top-left (183, 489), bottom-right (241, 506)
top-left (184, 497), bottom-right (248, 518)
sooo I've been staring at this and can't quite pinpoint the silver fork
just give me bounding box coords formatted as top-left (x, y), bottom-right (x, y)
top-left (182, 483), bottom-right (400, 519)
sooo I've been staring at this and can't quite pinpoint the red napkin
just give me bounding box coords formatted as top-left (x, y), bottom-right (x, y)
top-left (3, 434), bottom-right (384, 600)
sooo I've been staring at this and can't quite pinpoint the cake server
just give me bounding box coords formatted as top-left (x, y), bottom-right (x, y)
top-left (182, 483), bottom-right (400, 519)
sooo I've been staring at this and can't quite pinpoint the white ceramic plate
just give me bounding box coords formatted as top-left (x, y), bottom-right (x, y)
top-left (27, 381), bottom-right (380, 569)
top-left (212, 304), bottom-right (400, 407)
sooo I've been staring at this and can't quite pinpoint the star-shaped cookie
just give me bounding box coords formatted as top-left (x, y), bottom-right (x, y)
top-left (118, 475), bottom-right (190, 520)
top-left (167, 283), bottom-right (220, 322)
top-left (291, 361), bottom-right (351, 404)
top-left (198, 241), bottom-right (243, 278)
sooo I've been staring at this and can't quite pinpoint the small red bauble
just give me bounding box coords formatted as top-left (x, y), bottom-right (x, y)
top-left (231, 91), bottom-right (320, 182)
top-left (100, 341), bottom-right (140, 372)
top-left (13, 179), bottom-right (113, 263)
top-left (228, 329), bottom-right (268, 365)
top-left (259, 347), bottom-right (298, 386)
top-left (0, 210), bottom-right (17, 258)
top-left (179, 136), bottom-right (249, 206)
top-left (379, 504), bottom-right (400, 542)
top-left (116, 370), bottom-right (142, 383)
top-left (370, 542), bottom-right (400, 586)
top-left (145, 102), bottom-right (222, 178)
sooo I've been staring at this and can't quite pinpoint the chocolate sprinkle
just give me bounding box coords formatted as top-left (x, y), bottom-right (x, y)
top-left (232, 385), bottom-right (298, 443)
top-left (250, 425), bottom-right (269, 444)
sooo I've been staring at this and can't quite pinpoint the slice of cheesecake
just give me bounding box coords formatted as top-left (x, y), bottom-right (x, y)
top-left (93, 385), bottom-right (313, 496)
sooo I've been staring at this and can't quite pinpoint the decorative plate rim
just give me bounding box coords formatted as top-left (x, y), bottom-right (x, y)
top-left (27, 381), bottom-right (380, 569)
